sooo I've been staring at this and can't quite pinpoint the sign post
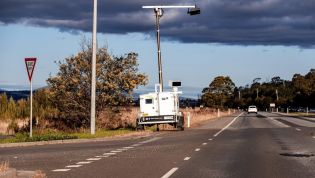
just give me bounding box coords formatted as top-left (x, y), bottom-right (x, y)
top-left (25, 58), bottom-right (37, 138)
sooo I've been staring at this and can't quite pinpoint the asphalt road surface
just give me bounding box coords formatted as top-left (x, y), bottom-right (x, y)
top-left (1, 112), bottom-right (315, 178)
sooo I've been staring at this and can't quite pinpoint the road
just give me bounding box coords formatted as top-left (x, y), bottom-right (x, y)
top-left (1, 112), bottom-right (315, 178)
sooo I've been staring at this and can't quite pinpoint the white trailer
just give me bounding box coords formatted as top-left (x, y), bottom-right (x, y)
top-left (136, 83), bottom-right (184, 131)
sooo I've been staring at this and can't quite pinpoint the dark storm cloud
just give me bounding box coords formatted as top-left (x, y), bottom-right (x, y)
top-left (1, 0), bottom-right (315, 46)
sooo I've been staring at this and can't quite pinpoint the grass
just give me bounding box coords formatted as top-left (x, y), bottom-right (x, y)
top-left (287, 112), bottom-right (315, 117)
top-left (70, 129), bottom-right (134, 139)
top-left (0, 129), bottom-right (134, 144)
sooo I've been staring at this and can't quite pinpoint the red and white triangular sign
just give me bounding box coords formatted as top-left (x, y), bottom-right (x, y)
top-left (25, 58), bottom-right (37, 82)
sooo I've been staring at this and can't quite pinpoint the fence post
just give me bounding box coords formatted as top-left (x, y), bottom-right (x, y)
top-left (217, 108), bottom-right (220, 117)
top-left (187, 112), bottom-right (190, 128)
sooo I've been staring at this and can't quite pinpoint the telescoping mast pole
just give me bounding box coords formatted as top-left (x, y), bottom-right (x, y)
top-left (142, 5), bottom-right (199, 92)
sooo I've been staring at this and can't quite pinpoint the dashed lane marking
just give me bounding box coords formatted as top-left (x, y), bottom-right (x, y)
top-left (131, 143), bottom-right (142, 147)
top-left (66, 165), bottom-right (82, 168)
top-left (123, 146), bottom-right (134, 149)
top-left (313, 136), bottom-right (315, 139)
top-left (195, 148), bottom-right (201, 152)
top-left (52, 169), bottom-right (71, 172)
top-left (95, 155), bottom-right (109, 158)
top-left (161, 167), bottom-right (178, 178)
top-left (295, 128), bottom-right (301, 131)
top-left (266, 116), bottom-right (290, 128)
top-left (139, 137), bottom-right (161, 144)
top-left (184, 157), bottom-right (191, 161)
top-left (76, 161), bottom-right (92, 164)
top-left (214, 113), bottom-right (243, 137)
top-left (103, 153), bottom-right (116, 156)
top-left (111, 150), bottom-right (122, 153)
top-left (54, 137), bottom-right (161, 173)
top-left (87, 158), bottom-right (101, 161)
top-left (208, 138), bottom-right (213, 141)
top-left (116, 148), bottom-right (127, 151)
top-left (202, 143), bottom-right (207, 145)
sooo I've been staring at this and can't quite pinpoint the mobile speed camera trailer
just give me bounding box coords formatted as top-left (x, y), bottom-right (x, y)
top-left (136, 81), bottom-right (185, 131)
top-left (136, 5), bottom-right (200, 131)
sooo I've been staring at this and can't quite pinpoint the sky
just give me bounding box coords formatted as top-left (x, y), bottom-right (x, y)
top-left (1, 0), bottom-right (315, 93)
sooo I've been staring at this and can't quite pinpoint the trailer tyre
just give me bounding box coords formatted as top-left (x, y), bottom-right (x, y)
top-left (177, 116), bottom-right (185, 131)
top-left (136, 118), bottom-right (145, 131)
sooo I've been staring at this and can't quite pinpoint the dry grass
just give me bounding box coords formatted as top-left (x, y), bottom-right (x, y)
top-left (181, 108), bottom-right (234, 127)
top-left (0, 161), bottom-right (9, 172)
top-left (97, 107), bottom-right (235, 130)
top-left (98, 107), bottom-right (139, 129)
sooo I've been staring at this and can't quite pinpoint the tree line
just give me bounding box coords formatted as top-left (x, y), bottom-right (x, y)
top-left (201, 69), bottom-right (315, 110)
top-left (1, 42), bottom-right (314, 131)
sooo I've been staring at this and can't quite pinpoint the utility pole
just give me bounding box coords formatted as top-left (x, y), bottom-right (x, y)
top-left (238, 91), bottom-right (241, 100)
top-left (91, 0), bottom-right (97, 135)
top-left (276, 89), bottom-right (279, 101)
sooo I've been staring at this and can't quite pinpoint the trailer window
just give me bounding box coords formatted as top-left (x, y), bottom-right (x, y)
top-left (145, 99), bottom-right (153, 104)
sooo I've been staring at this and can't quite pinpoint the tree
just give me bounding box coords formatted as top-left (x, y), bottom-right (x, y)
top-left (0, 93), bottom-right (8, 119)
top-left (201, 76), bottom-right (235, 107)
top-left (47, 46), bottom-right (148, 128)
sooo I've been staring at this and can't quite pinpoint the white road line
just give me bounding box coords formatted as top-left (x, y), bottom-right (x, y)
top-left (214, 113), bottom-right (243, 137)
top-left (124, 146), bottom-right (134, 149)
top-left (132, 144), bottom-right (142, 147)
top-left (313, 136), bottom-right (315, 139)
top-left (195, 148), bottom-right (200, 152)
top-left (208, 138), bottom-right (213, 141)
top-left (111, 150), bottom-right (122, 153)
top-left (202, 143), bottom-right (207, 145)
top-left (103, 153), bottom-right (116, 155)
top-left (295, 128), bottom-right (301, 131)
top-left (87, 158), bottom-right (101, 161)
top-left (184, 157), bottom-right (191, 161)
top-left (161, 167), bottom-right (178, 178)
top-left (266, 116), bottom-right (290, 128)
top-left (76, 161), bottom-right (92, 164)
top-left (52, 169), bottom-right (71, 172)
top-left (66, 165), bottom-right (82, 168)
top-left (95, 155), bottom-right (108, 158)
top-left (139, 137), bottom-right (161, 144)
top-left (116, 148), bottom-right (127, 151)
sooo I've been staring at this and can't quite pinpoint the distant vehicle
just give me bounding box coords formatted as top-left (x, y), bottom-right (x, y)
top-left (248, 105), bottom-right (258, 114)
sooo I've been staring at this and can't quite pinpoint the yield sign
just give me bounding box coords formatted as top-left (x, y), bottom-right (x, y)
top-left (25, 58), bottom-right (37, 81)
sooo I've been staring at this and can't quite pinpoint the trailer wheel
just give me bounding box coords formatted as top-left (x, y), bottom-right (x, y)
top-left (177, 116), bottom-right (185, 131)
top-left (136, 124), bottom-right (144, 131)
top-left (136, 119), bottom-right (145, 131)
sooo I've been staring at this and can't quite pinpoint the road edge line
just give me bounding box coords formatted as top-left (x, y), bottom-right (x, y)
top-left (161, 167), bottom-right (179, 178)
top-left (213, 113), bottom-right (243, 137)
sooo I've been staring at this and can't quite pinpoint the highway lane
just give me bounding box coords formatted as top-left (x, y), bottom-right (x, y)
top-left (0, 114), bottom-right (238, 177)
top-left (1, 112), bottom-right (315, 178)
top-left (173, 112), bottom-right (315, 178)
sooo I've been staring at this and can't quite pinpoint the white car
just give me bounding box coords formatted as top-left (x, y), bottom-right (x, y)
top-left (248, 105), bottom-right (258, 114)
